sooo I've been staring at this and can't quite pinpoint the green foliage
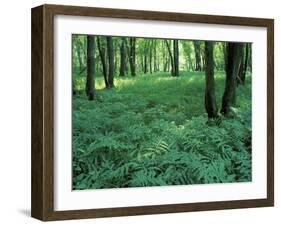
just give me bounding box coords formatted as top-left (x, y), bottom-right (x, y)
top-left (72, 72), bottom-right (252, 189)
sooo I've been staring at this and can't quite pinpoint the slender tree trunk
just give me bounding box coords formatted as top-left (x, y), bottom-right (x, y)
top-left (173, 39), bottom-right (179, 76)
top-left (81, 36), bottom-right (87, 67)
top-left (162, 41), bottom-right (167, 72)
top-left (114, 49), bottom-right (118, 76)
top-left (97, 37), bottom-right (109, 88)
top-left (201, 50), bottom-right (205, 70)
top-left (149, 40), bottom-right (153, 74)
top-left (248, 44), bottom-right (252, 72)
top-left (86, 35), bottom-right (96, 100)
top-left (165, 40), bottom-right (174, 76)
top-left (241, 43), bottom-right (250, 84)
top-left (166, 55), bottom-right (170, 72)
top-left (223, 43), bottom-right (228, 73)
top-left (204, 42), bottom-right (218, 118)
top-left (119, 38), bottom-right (126, 77)
top-left (106, 36), bottom-right (114, 88)
top-left (221, 42), bottom-right (244, 115)
top-left (144, 53), bottom-right (148, 74)
top-left (129, 37), bottom-right (136, 76)
top-left (75, 39), bottom-right (83, 71)
top-left (141, 55), bottom-right (144, 73)
top-left (237, 44), bottom-right (245, 85)
top-left (193, 41), bottom-right (202, 71)
top-left (153, 41), bottom-right (157, 72)
top-left (187, 52), bottom-right (193, 71)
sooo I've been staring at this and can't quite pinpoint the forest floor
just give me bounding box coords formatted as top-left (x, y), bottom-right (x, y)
top-left (72, 71), bottom-right (252, 189)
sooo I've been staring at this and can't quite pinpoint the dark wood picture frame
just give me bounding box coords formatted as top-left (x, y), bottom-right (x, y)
top-left (31, 4), bottom-right (274, 221)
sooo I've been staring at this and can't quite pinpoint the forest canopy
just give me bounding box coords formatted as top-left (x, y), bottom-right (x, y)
top-left (72, 34), bottom-right (252, 190)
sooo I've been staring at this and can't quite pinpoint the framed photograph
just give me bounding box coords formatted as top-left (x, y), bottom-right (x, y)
top-left (31, 4), bottom-right (274, 221)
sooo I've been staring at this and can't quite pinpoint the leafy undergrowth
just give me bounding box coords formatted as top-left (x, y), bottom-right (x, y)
top-left (72, 72), bottom-right (252, 189)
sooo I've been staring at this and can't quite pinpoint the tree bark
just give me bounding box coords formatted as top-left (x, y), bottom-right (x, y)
top-left (221, 42), bottom-right (244, 115)
top-left (129, 37), bottom-right (136, 76)
top-left (204, 41), bottom-right (218, 118)
top-left (173, 39), bottom-right (179, 76)
top-left (106, 36), bottom-right (114, 88)
top-left (86, 35), bottom-right (96, 100)
top-left (97, 37), bottom-right (109, 88)
top-left (119, 38), bottom-right (126, 77)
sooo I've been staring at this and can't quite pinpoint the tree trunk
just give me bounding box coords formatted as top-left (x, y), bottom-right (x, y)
top-left (81, 36), bottom-right (87, 67)
top-left (165, 40), bottom-right (174, 76)
top-left (162, 41), bottom-right (167, 72)
top-left (106, 36), bottom-right (114, 88)
top-left (204, 42), bottom-right (218, 118)
top-left (237, 44), bottom-right (245, 85)
top-left (129, 37), bottom-right (136, 76)
top-left (153, 40), bottom-right (157, 72)
top-left (194, 41), bottom-right (202, 71)
top-left (241, 43), bottom-right (250, 84)
top-left (75, 38), bottom-right (83, 71)
top-left (173, 39), bottom-right (179, 76)
top-left (119, 38), bottom-right (126, 77)
top-left (97, 37), bottom-right (109, 88)
top-left (223, 43), bottom-right (228, 72)
top-left (149, 40), bottom-right (153, 74)
top-left (221, 42), bottom-right (244, 115)
top-left (247, 44), bottom-right (252, 72)
top-left (144, 54), bottom-right (148, 74)
top-left (86, 35), bottom-right (96, 100)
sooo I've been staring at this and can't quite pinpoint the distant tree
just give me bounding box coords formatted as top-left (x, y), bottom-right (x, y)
top-left (97, 37), bottom-right (109, 88)
top-left (181, 41), bottom-right (193, 71)
top-left (221, 42), bottom-right (244, 115)
top-left (240, 43), bottom-right (250, 84)
top-left (193, 41), bottom-right (202, 71)
top-left (129, 37), bottom-right (136, 76)
top-left (143, 40), bottom-right (149, 74)
top-left (144, 54), bottom-right (148, 74)
top-left (161, 41), bottom-right (168, 72)
top-left (173, 39), bottom-right (179, 76)
top-left (73, 36), bottom-right (84, 71)
top-left (200, 43), bottom-right (205, 70)
top-left (223, 43), bottom-right (228, 72)
top-left (107, 36), bottom-right (115, 87)
top-left (165, 40), bottom-right (174, 76)
top-left (153, 40), bottom-right (158, 72)
top-left (149, 40), bottom-right (153, 74)
top-left (248, 44), bottom-right (252, 72)
top-left (237, 44), bottom-right (245, 85)
top-left (119, 38), bottom-right (126, 77)
top-left (204, 41), bottom-right (218, 118)
top-left (86, 35), bottom-right (96, 100)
